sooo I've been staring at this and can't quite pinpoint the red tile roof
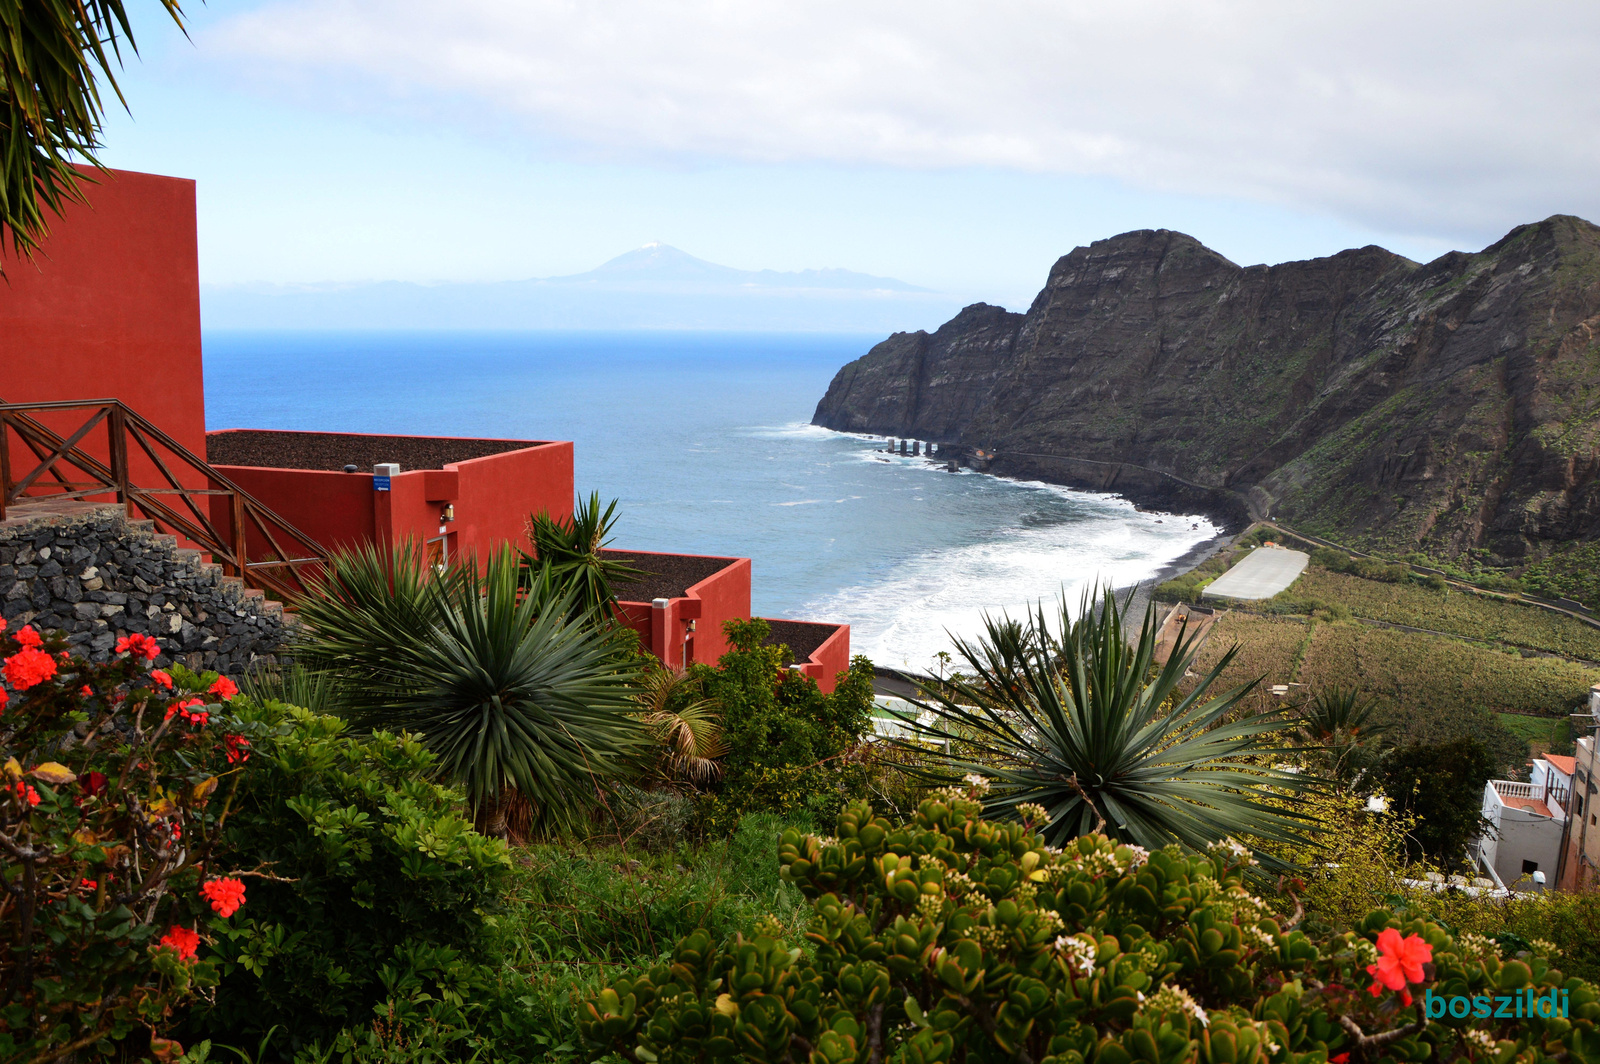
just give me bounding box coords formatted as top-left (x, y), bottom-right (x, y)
top-left (1545, 755), bottom-right (1577, 776)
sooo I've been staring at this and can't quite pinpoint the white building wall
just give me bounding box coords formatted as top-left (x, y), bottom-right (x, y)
top-left (1490, 805), bottom-right (1563, 888)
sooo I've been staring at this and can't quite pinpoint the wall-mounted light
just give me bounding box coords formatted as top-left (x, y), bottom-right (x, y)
top-left (442, 505), bottom-right (455, 522)
top-left (686, 620), bottom-right (697, 632)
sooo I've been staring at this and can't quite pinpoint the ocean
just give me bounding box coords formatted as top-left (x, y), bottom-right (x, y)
top-left (203, 330), bottom-right (1217, 673)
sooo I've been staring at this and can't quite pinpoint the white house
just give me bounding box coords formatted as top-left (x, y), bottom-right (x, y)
top-left (1478, 755), bottom-right (1574, 891)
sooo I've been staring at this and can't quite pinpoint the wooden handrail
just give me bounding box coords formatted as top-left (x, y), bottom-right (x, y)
top-left (0, 399), bottom-right (328, 604)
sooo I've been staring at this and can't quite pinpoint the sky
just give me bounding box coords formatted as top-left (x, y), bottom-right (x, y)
top-left (98, 0), bottom-right (1600, 310)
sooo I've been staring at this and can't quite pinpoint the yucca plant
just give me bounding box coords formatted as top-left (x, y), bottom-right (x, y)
top-left (1289, 685), bottom-right (1392, 790)
top-left (2, 0), bottom-right (185, 264)
top-left (525, 492), bottom-right (644, 620)
top-left (906, 589), bottom-right (1312, 870)
top-left (294, 541), bottom-right (646, 835)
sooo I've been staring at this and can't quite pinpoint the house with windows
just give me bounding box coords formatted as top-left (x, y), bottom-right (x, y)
top-left (1478, 755), bottom-right (1574, 891)
top-left (1556, 685), bottom-right (1600, 890)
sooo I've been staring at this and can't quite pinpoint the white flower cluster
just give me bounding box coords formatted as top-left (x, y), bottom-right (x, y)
top-left (1462, 1028), bottom-right (1498, 1053)
top-left (917, 891), bottom-right (946, 921)
top-left (1245, 925), bottom-right (1278, 952)
top-left (1530, 938), bottom-right (1560, 957)
top-left (1457, 932), bottom-right (1498, 962)
top-left (1140, 984), bottom-right (1209, 1028)
top-left (1054, 933), bottom-right (1098, 978)
top-left (1256, 1023), bottom-right (1280, 1057)
top-left (1208, 838), bottom-right (1254, 866)
top-left (1035, 908), bottom-right (1064, 934)
top-left (1065, 847), bottom-right (1126, 878)
top-left (943, 869), bottom-right (986, 902)
top-left (1210, 886), bottom-right (1271, 926)
top-left (1016, 801), bottom-right (1050, 824)
top-left (964, 773), bottom-right (993, 794)
top-left (1120, 844), bottom-right (1150, 870)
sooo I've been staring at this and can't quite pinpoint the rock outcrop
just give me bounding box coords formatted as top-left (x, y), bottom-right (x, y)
top-left (813, 217), bottom-right (1600, 569)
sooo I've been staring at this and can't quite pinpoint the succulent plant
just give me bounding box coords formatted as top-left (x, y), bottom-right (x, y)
top-left (582, 784), bottom-right (1600, 1064)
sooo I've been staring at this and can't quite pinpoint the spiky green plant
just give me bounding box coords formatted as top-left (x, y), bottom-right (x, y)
top-left (907, 589), bottom-right (1311, 869)
top-left (1289, 685), bottom-right (1393, 789)
top-left (294, 541), bottom-right (646, 833)
top-left (2, 0), bottom-right (185, 265)
top-left (526, 492), bottom-right (644, 620)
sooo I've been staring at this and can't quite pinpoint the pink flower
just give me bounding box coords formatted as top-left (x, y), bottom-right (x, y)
top-left (208, 675), bottom-right (239, 701)
top-left (158, 925), bottom-right (200, 962)
top-left (4, 646), bottom-right (58, 690)
top-left (1366, 927), bottom-right (1433, 1006)
top-left (150, 669), bottom-right (174, 690)
top-left (199, 877), bottom-right (246, 917)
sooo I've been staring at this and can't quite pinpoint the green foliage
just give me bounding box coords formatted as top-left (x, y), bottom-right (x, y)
top-left (1523, 541), bottom-right (1600, 607)
top-left (526, 492), bottom-right (644, 621)
top-left (1376, 738), bottom-right (1497, 869)
top-left (0, 0), bottom-right (184, 264)
top-left (693, 619), bottom-right (875, 833)
top-left (0, 625), bottom-right (251, 1062)
top-left (583, 793), bottom-right (1600, 1064)
top-left (294, 542), bottom-right (646, 831)
top-left (1287, 686), bottom-right (1392, 788)
top-left (909, 591), bottom-right (1311, 868)
top-left (181, 697), bottom-right (513, 1053)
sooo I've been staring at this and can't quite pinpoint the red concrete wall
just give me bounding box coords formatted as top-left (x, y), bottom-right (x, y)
top-left (616, 552), bottom-right (751, 669)
top-left (206, 430), bottom-right (573, 567)
top-left (0, 168), bottom-right (204, 481)
top-left (760, 619), bottom-right (852, 694)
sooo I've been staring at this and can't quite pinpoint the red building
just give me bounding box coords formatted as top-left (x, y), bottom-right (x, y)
top-left (1, 168), bottom-right (850, 690)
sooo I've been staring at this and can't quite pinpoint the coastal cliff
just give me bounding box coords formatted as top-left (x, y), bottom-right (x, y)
top-left (813, 218), bottom-right (1600, 581)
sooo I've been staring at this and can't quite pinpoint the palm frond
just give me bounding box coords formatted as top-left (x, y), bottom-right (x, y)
top-left (524, 492), bottom-right (644, 621)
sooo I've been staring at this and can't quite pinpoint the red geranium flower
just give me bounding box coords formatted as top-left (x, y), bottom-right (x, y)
top-left (224, 734), bottom-right (251, 764)
top-left (13, 626), bottom-right (42, 648)
top-left (0, 688), bottom-right (8, 712)
top-left (11, 781), bottom-right (40, 806)
top-left (115, 633), bottom-right (161, 661)
top-left (80, 685), bottom-right (92, 697)
top-left (80, 877), bottom-right (98, 891)
top-left (150, 669), bottom-right (174, 690)
top-left (3, 646), bottom-right (58, 690)
top-left (208, 675), bottom-right (239, 701)
top-left (199, 877), bottom-right (247, 917)
top-left (158, 925), bottom-right (200, 962)
top-left (1367, 927), bottom-right (1432, 1006)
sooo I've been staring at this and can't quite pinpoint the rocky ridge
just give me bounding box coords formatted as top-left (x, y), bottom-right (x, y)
top-left (813, 217), bottom-right (1600, 585)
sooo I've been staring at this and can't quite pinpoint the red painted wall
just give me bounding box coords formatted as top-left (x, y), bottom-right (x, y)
top-left (616, 552), bottom-right (751, 669)
top-left (0, 169), bottom-right (204, 478)
top-left (775, 621), bottom-right (851, 694)
top-left (206, 430), bottom-right (573, 565)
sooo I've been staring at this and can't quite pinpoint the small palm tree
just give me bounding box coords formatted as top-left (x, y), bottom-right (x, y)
top-left (909, 589), bottom-right (1311, 868)
top-left (2, 0), bottom-right (185, 264)
top-left (294, 542), bottom-right (646, 836)
top-left (1289, 686), bottom-right (1392, 790)
top-left (526, 492), bottom-right (644, 620)
top-left (634, 662), bottom-right (725, 788)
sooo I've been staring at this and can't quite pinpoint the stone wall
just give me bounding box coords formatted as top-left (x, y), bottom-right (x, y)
top-left (0, 505), bottom-right (293, 676)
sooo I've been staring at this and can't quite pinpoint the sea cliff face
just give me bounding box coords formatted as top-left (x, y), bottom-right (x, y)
top-left (813, 218), bottom-right (1600, 568)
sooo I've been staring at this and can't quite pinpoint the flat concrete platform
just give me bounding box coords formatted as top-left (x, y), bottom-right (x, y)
top-left (1203, 547), bottom-right (1309, 600)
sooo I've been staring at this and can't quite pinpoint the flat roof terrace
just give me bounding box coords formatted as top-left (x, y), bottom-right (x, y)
top-left (206, 429), bottom-right (548, 472)
top-left (605, 550), bottom-right (737, 601)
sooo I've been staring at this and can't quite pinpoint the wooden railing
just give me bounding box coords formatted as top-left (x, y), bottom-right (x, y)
top-left (0, 399), bottom-right (327, 603)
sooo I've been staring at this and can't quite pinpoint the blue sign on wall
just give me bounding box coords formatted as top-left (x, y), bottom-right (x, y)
top-left (373, 476), bottom-right (391, 492)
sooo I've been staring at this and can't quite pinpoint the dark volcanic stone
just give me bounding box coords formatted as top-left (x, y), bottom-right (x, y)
top-left (604, 551), bottom-right (737, 601)
top-left (762, 619), bottom-right (841, 664)
top-left (207, 430), bottom-right (545, 472)
top-left (813, 216), bottom-right (1600, 564)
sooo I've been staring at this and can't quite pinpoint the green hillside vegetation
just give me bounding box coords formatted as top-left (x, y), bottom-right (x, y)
top-left (1179, 549), bottom-right (1600, 772)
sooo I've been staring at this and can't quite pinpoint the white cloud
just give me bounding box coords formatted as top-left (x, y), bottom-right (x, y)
top-left (205, 0), bottom-right (1600, 241)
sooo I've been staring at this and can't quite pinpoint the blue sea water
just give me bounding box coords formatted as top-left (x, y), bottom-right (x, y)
top-left (202, 330), bottom-right (1216, 671)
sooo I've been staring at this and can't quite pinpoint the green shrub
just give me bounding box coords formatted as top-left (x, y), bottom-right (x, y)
top-left (180, 698), bottom-right (512, 1053)
top-left (693, 620), bottom-right (875, 833)
top-left (0, 623), bottom-right (257, 1064)
top-left (582, 791), bottom-right (1599, 1064)
top-left (1310, 546), bottom-right (1352, 572)
top-left (1376, 738), bottom-right (1497, 869)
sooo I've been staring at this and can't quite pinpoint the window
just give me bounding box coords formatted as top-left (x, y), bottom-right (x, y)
top-left (1522, 860), bottom-right (1540, 875)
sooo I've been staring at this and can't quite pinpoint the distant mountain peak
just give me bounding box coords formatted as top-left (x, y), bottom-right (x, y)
top-left (553, 244), bottom-right (932, 293)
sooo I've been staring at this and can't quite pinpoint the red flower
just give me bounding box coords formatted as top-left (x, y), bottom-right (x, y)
top-left (4, 646), bottom-right (58, 691)
top-left (115, 633), bottom-right (161, 661)
top-left (199, 877), bottom-right (247, 917)
top-left (1366, 927), bottom-right (1432, 1006)
top-left (158, 925), bottom-right (200, 962)
top-left (224, 734), bottom-right (251, 764)
top-left (80, 771), bottom-right (108, 798)
top-left (11, 781), bottom-right (40, 806)
top-left (13, 626), bottom-right (42, 648)
top-left (80, 877), bottom-right (98, 891)
top-left (1330, 1055), bottom-right (1350, 1064)
top-left (0, 688), bottom-right (7, 712)
top-left (208, 675), bottom-right (239, 701)
top-left (150, 669), bottom-right (174, 690)
top-left (164, 697), bottom-right (207, 725)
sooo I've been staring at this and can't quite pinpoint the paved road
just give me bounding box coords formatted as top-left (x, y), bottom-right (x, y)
top-left (1203, 548), bottom-right (1309, 600)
